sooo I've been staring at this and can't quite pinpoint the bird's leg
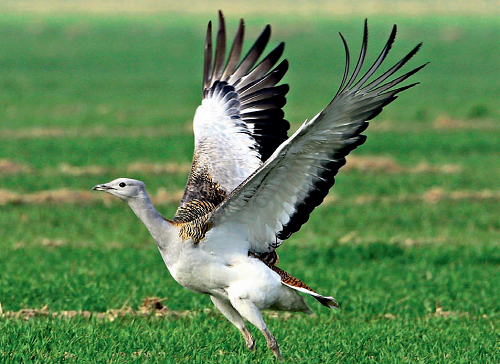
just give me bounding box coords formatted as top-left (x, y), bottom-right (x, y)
top-left (262, 327), bottom-right (282, 360)
top-left (210, 296), bottom-right (255, 350)
top-left (229, 296), bottom-right (282, 360)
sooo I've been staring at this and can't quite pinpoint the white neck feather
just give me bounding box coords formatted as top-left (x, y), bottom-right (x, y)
top-left (126, 194), bottom-right (175, 252)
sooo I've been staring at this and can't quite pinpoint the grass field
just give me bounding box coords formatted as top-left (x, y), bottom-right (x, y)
top-left (1, 3), bottom-right (499, 363)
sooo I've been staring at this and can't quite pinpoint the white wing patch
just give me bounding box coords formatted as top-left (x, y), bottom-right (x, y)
top-left (193, 97), bottom-right (262, 193)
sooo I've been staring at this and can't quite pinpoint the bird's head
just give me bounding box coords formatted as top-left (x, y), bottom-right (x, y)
top-left (93, 178), bottom-right (147, 202)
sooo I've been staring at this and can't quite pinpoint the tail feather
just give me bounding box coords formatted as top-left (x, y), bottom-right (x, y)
top-left (269, 264), bottom-right (340, 309)
top-left (311, 292), bottom-right (340, 309)
top-left (282, 282), bottom-right (340, 309)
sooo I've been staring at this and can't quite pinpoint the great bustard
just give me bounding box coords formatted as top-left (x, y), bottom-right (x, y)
top-left (93, 11), bottom-right (425, 360)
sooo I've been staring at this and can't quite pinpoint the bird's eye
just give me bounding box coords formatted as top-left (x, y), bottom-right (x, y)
top-left (119, 182), bottom-right (126, 188)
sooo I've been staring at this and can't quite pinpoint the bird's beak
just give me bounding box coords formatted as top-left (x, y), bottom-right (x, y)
top-left (92, 184), bottom-right (114, 191)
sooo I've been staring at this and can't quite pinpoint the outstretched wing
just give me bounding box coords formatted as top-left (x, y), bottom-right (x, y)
top-left (175, 11), bottom-right (290, 221)
top-left (207, 20), bottom-right (427, 252)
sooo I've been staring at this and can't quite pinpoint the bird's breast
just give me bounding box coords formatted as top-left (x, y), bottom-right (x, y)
top-left (166, 243), bottom-right (233, 294)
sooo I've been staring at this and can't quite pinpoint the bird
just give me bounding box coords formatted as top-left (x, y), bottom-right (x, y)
top-left (93, 11), bottom-right (425, 360)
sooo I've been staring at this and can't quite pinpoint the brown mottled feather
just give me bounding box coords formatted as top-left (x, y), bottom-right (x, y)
top-left (175, 218), bottom-right (213, 243)
top-left (249, 251), bottom-right (279, 266)
top-left (172, 200), bottom-right (215, 243)
top-left (173, 159), bottom-right (225, 243)
top-left (269, 265), bottom-right (317, 294)
top-left (177, 155), bottom-right (227, 212)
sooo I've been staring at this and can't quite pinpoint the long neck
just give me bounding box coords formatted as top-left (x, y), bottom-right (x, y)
top-left (127, 194), bottom-right (174, 251)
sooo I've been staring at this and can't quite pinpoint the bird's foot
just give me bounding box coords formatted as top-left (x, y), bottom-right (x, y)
top-left (269, 342), bottom-right (282, 361)
top-left (240, 327), bottom-right (255, 351)
top-left (262, 328), bottom-right (282, 361)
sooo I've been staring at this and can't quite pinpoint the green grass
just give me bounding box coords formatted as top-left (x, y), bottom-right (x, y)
top-left (1, 11), bottom-right (499, 364)
top-left (0, 15), bottom-right (498, 130)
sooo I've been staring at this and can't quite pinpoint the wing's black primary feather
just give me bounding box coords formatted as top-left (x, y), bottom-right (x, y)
top-left (203, 21), bottom-right (213, 92)
top-left (227, 25), bottom-right (272, 86)
top-left (220, 18), bottom-right (244, 81)
top-left (211, 11), bottom-right (227, 83)
top-left (339, 19), bottom-right (369, 93)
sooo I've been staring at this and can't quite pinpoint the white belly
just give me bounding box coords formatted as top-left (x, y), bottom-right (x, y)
top-left (158, 241), bottom-right (308, 312)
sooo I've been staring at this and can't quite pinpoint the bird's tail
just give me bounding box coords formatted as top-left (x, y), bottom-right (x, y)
top-left (270, 265), bottom-right (340, 309)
